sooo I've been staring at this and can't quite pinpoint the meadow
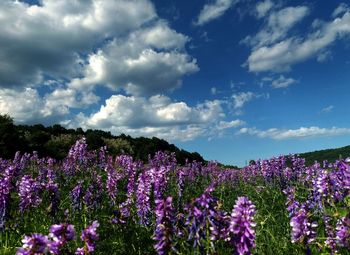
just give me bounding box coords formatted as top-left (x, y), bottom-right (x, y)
top-left (0, 138), bottom-right (349, 254)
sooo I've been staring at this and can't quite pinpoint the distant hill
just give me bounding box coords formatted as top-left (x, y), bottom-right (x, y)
top-left (0, 114), bottom-right (204, 165)
top-left (299, 145), bottom-right (350, 165)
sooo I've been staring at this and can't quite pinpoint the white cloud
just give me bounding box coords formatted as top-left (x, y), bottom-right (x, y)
top-left (70, 94), bottom-right (226, 141)
top-left (332, 3), bottom-right (349, 18)
top-left (217, 120), bottom-right (245, 130)
top-left (0, 87), bottom-right (72, 124)
top-left (246, 9), bottom-right (350, 72)
top-left (194, 0), bottom-right (235, 26)
top-left (0, 0), bottom-right (202, 129)
top-left (68, 21), bottom-right (198, 96)
top-left (270, 75), bottom-right (297, 88)
top-left (245, 6), bottom-right (309, 48)
top-left (255, 0), bottom-right (274, 19)
top-left (0, 0), bottom-right (156, 88)
top-left (320, 105), bottom-right (334, 114)
top-left (238, 126), bottom-right (350, 140)
top-left (232, 92), bottom-right (255, 109)
top-left (211, 87), bottom-right (217, 95)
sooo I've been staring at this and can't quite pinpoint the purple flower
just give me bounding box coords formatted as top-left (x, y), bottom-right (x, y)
top-left (154, 197), bottom-right (176, 255)
top-left (283, 187), bottom-right (300, 217)
top-left (106, 167), bottom-right (121, 204)
top-left (18, 175), bottom-right (42, 212)
top-left (16, 233), bottom-right (48, 255)
top-left (0, 175), bottom-right (11, 229)
top-left (49, 224), bottom-right (75, 245)
top-left (227, 196), bottom-right (256, 255)
top-left (336, 216), bottom-right (350, 248)
top-left (185, 184), bottom-right (224, 252)
top-left (80, 220), bottom-right (99, 253)
top-left (136, 171), bottom-right (152, 225)
top-left (70, 181), bottom-right (83, 211)
top-left (290, 208), bottom-right (317, 245)
top-left (324, 216), bottom-right (338, 254)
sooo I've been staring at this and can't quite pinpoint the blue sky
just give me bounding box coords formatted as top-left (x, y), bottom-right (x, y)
top-left (1, 0), bottom-right (350, 166)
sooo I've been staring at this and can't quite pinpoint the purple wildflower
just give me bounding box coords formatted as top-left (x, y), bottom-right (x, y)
top-left (290, 208), bottom-right (317, 245)
top-left (16, 233), bottom-right (48, 255)
top-left (283, 187), bottom-right (300, 217)
top-left (80, 220), bottom-right (99, 253)
top-left (154, 197), bottom-right (176, 255)
top-left (18, 175), bottom-right (42, 212)
top-left (136, 171), bottom-right (152, 225)
top-left (0, 175), bottom-right (11, 229)
top-left (227, 196), bottom-right (256, 255)
top-left (336, 216), bottom-right (350, 248)
top-left (49, 224), bottom-right (75, 245)
top-left (70, 181), bottom-right (83, 211)
top-left (324, 216), bottom-right (338, 254)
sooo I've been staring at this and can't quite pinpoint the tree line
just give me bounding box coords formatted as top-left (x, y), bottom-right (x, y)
top-left (0, 114), bottom-right (204, 165)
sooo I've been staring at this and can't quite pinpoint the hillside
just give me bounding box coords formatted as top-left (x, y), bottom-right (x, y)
top-left (299, 145), bottom-right (350, 165)
top-left (0, 114), bottom-right (204, 165)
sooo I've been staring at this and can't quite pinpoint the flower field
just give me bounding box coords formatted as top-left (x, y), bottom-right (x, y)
top-left (1, 138), bottom-right (350, 254)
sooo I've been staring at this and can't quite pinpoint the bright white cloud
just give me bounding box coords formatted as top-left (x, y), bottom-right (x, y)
top-left (70, 95), bottom-right (226, 141)
top-left (0, 88), bottom-right (73, 124)
top-left (0, 0), bottom-right (201, 130)
top-left (195, 0), bottom-right (235, 26)
top-left (68, 20), bottom-right (198, 96)
top-left (247, 9), bottom-right (350, 72)
top-left (270, 75), bottom-right (297, 88)
top-left (238, 126), bottom-right (350, 140)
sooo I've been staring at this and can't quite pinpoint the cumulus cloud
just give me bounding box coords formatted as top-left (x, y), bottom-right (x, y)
top-left (0, 0), bottom-right (203, 136)
top-left (69, 95), bottom-right (226, 141)
top-left (0, 0), bottom-right (156, 88)
top-left (238, 126), bottom-right (350, 140)
top-left (69, 23), bottom-right (198, 95)
top-left (0, 88), bottom-right (71, 125)
top-left (246, 8), bottom-right (350, 72)
top-left (194, 0), bottom-right (235, 26)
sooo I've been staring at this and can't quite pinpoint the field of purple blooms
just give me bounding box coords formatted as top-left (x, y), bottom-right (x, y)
top-left (1, 138), bottom-right (350, 254)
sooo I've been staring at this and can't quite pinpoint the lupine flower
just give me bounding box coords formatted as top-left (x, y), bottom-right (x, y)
top-left (324, 216), bottom-right (338, 254)
top-left (290, 208), bottom-right (317, 245)
top-left (336, 216), bottom-right (350, 248)
top-left (185, 184), bottom-right (223, 252)
top-left (154, 197), bottom-right (176, 255)
top-left (0, 175), bottom-right (11, 229)
top-left (71, 181), bottom-right (83, 211)
top-left (227, 196), bottom-right (256, 255)
top-left (18, 175), bottom-right (42, 212)
top-left (16, 233), bottom-right (48, 255)
top-left (46, 181), bottom-right (60, 216)
top-left (136, 171), bottom-right (152, 225)
top-left (283, 187), bottom-right (300, 217)
top-left (106, 167), bottom-right (120, 203)
top-left (79, 221), bottom-right (99, 253)
top-left (49, 224), bottom-right (75, 245)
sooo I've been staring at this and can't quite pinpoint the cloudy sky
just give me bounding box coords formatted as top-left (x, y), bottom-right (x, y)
top-left (1, 0), bottom-right (350, 166)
